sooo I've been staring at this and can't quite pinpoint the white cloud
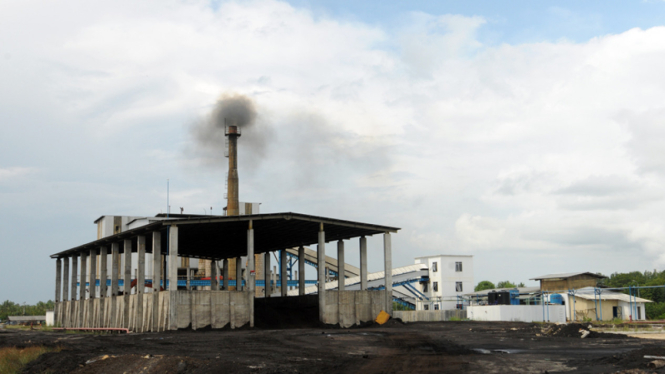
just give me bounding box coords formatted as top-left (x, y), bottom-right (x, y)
top-left (0, 167), bottom-right (35, 182)
top-left (3, 0), bottom-right (665, 300)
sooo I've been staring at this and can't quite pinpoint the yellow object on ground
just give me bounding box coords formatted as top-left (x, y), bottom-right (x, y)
top-left (375, 310), bottom-right (390, 325)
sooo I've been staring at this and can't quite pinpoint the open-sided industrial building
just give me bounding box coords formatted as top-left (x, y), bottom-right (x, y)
top-left (50, 212), bottom-right (399, 331)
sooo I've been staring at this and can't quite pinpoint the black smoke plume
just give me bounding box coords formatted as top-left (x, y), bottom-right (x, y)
top-left (189, 93), bottom-right (269, 170)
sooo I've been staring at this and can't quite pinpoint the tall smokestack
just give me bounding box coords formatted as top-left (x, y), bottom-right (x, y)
top-left (226, 119), bottom-right (240, 216)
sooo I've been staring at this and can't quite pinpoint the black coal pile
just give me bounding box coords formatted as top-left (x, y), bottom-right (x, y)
top-left (541, 323), bottom-right (626, 339)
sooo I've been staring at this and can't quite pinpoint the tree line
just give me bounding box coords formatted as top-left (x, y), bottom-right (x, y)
top-left (0, 300), bottom-right (54, 321)
top-left (599, 270), bottom-right (665, 319)
top-left (474, 280), bottom-right (525, 292)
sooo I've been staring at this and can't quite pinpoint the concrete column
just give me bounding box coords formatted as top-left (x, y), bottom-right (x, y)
top-left (384, 233), bottom-right (393, 315)
top-left (264, 252), bottom-right (271, 297)
top-left (337, 240), bottom-right (345, 291)
top-left (169, 226), bottom-right (178, 291)
top-left (123, 240), bottom-right (132, 295)
top-left (111, 243), bottom-right (120, 296)
top-left (298, 246), bottom-right (305, 295)
top-left (186, 259), bottom-right (191, 291)
top-left (247, 221), bottom-right (255, 327)
top-left (80, 252), bottom-right (87, 300)
top-left (123, 239), bottom-right (132, 328)
top-left (317, 223), bottom-right (326, 323)
top-left (360, 236), bottom-right (368, 291)
top-left (136, 237), bottom-right (146, 332)
top-left (151, 231), bottom-right (161, 332)
top-left (280, 250), bottom-right (288, 297)
top-left (152, 233), bottom-right (161, 292)
top-left (110, 243), bottom-right (119, 328)
top-left (55, 258), bottom-right (62, 302)
top-left (71, 255), bottom-right (78, 301)
top-left (137, 236), bottom-right (146, 294)
top-left (89, 249), bottom-right (97, 299)
top-left (236, 257), bottom-right (243, 291)
top-left (210, 260), bottom-right (218, 290)
top-left (223, 259), bottom-right (229, 290)
top-left (168, 226), bottom-right (179, 330)
top-left (79, 252), bottom-right (87, 326)
top-left (63, 257), bottom-right (70, 301)
top-left (100, 246), bottom-right (108, 297)
top-left (88, 249), bottom-right (96, 326)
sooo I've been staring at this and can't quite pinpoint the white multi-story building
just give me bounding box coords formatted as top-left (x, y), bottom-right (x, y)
top-left (414, 255), bottom-right (474, 311)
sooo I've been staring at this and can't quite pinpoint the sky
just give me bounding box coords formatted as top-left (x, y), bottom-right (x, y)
top-left (2, 0), bottom-right (665, 303)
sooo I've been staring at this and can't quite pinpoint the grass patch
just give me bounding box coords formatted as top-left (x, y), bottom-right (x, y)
top-left (0, 346), bottom-right (61, 374)
top-left (448, 317), bottom-right (462, 321)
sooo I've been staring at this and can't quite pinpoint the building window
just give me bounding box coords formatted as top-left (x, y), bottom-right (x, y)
top-left (455, 262), bottom-right (462, 272)
top-left (434, 304), bottom-right (440, 310)
top-left (455, 282), bottom-right (463, 292)
top-left (422, 282), bottom-right (428, 293)
top-left (433, 282), bottom-right (438, 292)
top-left (424, 304), bottom-right (429, 310)
top-left (432, 262), bottom-right (438, 272)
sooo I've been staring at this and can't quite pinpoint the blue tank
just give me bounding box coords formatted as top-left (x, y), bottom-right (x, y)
top-left (509, 290), bottom-right (520, 305)
top-left (549, 294), bottom-right (564, 305)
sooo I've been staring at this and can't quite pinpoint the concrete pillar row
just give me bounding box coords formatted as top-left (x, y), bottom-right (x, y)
top-left (384, 233), bottom-right (393, 315)
top-left (360, 236), bottom-right (368, 291)
top-left (317, 223), bottom-right (326, 324)
top-left (280, 249), bottom-right (288, 297)
top-left (55, 258), bottom-right (62, 303)
top-left (89, 249), bottom-right (97, 299)
top-left (100, 246), bottom-right (108, 297)
top-left (298, 246), bottom-right (305, 295)
top-left (264, 252), bottom-right (271, 297)
top-left (63, 256), bottom-right (70, 301)
top-left (337, 240), bottom-right (345, 291)
top-left (71, 255), bottom-right (78, 301)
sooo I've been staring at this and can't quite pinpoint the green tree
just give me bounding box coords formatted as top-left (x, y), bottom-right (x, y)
top-left (496, 281), bottom-right (517, 289)
top-left (474, 281), bottom-right (495, 292)
top-left (0, 300), bottom-right (55, 321)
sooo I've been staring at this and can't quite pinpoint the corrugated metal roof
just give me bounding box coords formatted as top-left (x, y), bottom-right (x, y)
top-left (573, 291), bottom-right (652, 303)
top-left (51, 212), bottom-right (400, 259)
top-left (530, 272), bottom-right (607, 280)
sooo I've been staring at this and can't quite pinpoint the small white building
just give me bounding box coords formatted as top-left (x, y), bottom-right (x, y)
top-left (555, 287), bottom-right (651, 322)
top-left (413, 254), bottom-right (473, 311)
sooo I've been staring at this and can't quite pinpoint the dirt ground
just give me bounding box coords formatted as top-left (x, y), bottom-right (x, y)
top-left (2, 321), bottom-right (665, 374)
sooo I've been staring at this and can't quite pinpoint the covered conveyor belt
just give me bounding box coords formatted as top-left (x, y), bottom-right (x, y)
top-left (284, 247), bottom-right (359, 278)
